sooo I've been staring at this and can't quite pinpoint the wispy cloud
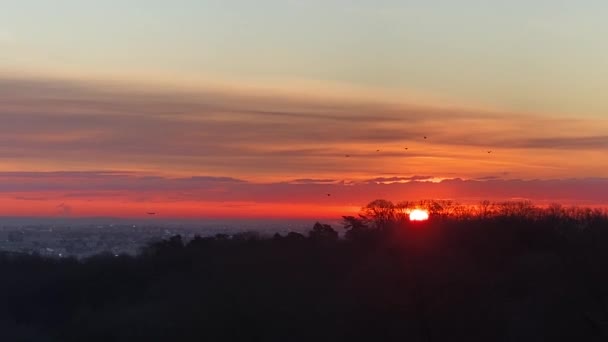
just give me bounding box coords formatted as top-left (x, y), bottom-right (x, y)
top-left (2, 171), bottom-right (607, 205)
top-left (288, 179), bottom-right (338, 185)
top-left (1, 75), bottom-right (607, 182)
top-left (364, 176), bottom-right (437, 184)
top-left (507, 136), bottom-right (608, 150)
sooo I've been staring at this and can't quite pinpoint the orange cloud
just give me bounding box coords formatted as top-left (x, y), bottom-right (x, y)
top-left (1, 75), bottom-right (608, 182)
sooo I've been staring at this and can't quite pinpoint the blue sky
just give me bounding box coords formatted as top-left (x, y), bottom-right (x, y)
top-left (2, 0), bottom-right (608, 115)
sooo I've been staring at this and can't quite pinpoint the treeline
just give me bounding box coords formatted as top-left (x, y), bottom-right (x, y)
top-left (350, 199), bottom-right (608, 223)
top-left (1, 200), bottom-right (608, 341)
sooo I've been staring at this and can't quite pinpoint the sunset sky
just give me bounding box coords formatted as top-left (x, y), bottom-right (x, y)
top-left (1, 1), bottom-right (607, 218)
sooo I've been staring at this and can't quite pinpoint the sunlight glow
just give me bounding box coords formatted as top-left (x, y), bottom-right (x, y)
top-left (409, 209), bottom-right (430, 221)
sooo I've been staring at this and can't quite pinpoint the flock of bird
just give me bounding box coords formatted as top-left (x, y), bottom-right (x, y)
top-left (345, 136), bottom-right (492, 156)
top-left (146, 136), bottom-right (495, 213)
top-left (331, 136), bottom-right (495, 198)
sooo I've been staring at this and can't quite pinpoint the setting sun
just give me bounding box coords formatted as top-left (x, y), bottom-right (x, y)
top-left (409, 209), bottom-right (430, 221)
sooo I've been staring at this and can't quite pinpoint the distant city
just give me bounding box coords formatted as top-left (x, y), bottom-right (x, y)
top-left (0, 217), bottom-right (334, 258)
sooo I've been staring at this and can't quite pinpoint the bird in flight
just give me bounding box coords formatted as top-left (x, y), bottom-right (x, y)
top-left (487, 151), bottom-right (492, 154)
top-left (404, 147), bottom-right (409, 150)
top-left (147, 212), bottom-right (157, 215)
top-left (376, 149), bottom-right (380, 152)
top-left (424, 136), bottom-right (427, 140)
top-left (327, 194), bottom-right (331, 197)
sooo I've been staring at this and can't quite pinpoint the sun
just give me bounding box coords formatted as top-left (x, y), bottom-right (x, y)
top-left (409, 209), bottom-right (430, 221)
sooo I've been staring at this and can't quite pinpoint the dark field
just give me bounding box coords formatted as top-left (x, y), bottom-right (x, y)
top-left (2, 201), bottom-right (608, 341)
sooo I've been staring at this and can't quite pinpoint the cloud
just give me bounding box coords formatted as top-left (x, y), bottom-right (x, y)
top-left (288, 179), bottom-right (338, 184)
top-left (14, 196), bottom-right (50, 201)
top-left (2, 171), bottom-right (608, 207)
top-left (1, 74), bottom-right (607, 181)
top-left (364, 175), bottom-right (436, 184)
top-left (0, 172), bottom-right (246, 192)
top-left (508, 136), bottom-right (608, 150)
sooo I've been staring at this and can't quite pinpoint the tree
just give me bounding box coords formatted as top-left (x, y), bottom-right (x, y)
top-left (285, 232), bottom-right (306, 242)
top-left (141, 234), bottom-right (184, 256)
top-left (477, 200), bottom-right (494, 219)
top-left (309, 222), bottom-right (338, 243)
top-left (497, 201), bottom-right (536, 219)
top-left (232, 231), bottom-right (261, 242)
top-left (395, 201), bottom-right (415, 222)
top-left (361, 199), bottom-right (396, 230)
top-left (342, 215), bottom-right (368, 231)
top-left (342, 215), bottom-right (380, 243)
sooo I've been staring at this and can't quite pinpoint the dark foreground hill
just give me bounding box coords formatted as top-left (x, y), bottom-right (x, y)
top-left (1, 200), bottom-right (608, 341)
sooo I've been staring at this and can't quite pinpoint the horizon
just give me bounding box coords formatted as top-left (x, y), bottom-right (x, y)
top-left (1, 192), bottom-right (607, 220)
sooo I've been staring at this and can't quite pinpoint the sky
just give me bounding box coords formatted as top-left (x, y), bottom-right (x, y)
top-left (1, 1), bottom-right (607, 218)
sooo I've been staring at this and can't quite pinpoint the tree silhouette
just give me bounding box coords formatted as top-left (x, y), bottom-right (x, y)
top-left (309, 222), bottom-right (338, 243)
top-left (342, 215), bottom-right (373, 242)
top-left (361, 199), bottom-right (397, 231)
top-left (0, 200), bottom-right (607, 341)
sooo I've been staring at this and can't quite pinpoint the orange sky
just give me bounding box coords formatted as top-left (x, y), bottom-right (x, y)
top-left (1, 75), bottom-right (608, 218)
